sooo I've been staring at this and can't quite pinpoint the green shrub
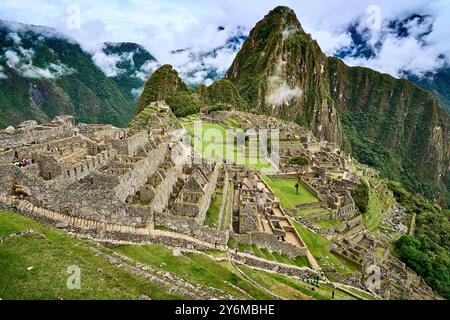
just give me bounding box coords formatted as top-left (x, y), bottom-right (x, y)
top-left (166, 91), bottom-right (202, 118)
top-left (350, 182), bottom-right (369, 214)
top-left (289, 156), bottom-right (309, 166)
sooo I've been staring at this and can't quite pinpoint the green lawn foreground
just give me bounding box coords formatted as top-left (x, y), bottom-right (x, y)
top-left (0, 211), bottom-right (184, 300)
top-left (238, 265), bottom-right (357, 300)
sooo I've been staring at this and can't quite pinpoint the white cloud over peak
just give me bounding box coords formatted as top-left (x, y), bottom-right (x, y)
top-left (134, 60), bottom-right (159, 81)
top-left (90, 44), bottom-right (126, 77)
top-left (0, 0), bottom-right (449, 82)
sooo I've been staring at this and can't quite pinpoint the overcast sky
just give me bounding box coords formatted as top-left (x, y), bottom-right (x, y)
top-left (1, 0), bottom-right (449, 79)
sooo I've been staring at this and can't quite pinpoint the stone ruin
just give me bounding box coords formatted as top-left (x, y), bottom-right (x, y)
top-left (0, 114), bottom-right (227, 248)
top-left (227, 165), bottom-right (309, 260)
top-left (199, 110), bottom-right (441, 299)
top-left (0, 109), bottom-right (441, 300)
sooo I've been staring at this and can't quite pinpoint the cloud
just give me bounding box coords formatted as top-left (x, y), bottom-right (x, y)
top-left (7, 32), bottom-right (22, 44)
top-left (90, 43), bottom-right (159, 81)
top-left (266, 56), bottom-right (303, 106)
top-left (131, 87), bottom-right (144, 99)
top-left (266, 80), bottom-right (303, 106)
top-left (90, 44), bottom-right (125, 77)
top-left (134, 60), bottom-right (159, 81)
top-left (4, 46), bottom-right (75, 79)
top-left (332, 1), bottom-right (450, 77)
top-left (344, 35), bottom-right (447, 78)
top-left (0, 19), bottom-right (76, 43)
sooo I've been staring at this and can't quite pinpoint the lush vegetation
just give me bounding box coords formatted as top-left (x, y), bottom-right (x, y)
top-left (388, 182), bottom-right (450, 299)
top-left (350, 181), bottom-right (369, 214)
top-left (0, 211), bottom-right (278, 300)
top-left (204, 192), bottom-right (223, 228)
top-left (101, 42), bottom-right (157, 100)
top-left (0, 26), bottom-right (135, 128)
top-left (238, 265), bottom-right (357, 300)
top-left (363, 183), bottom-right (395, 232)
top-left (136, 67), bottom-right (250, 120)
top-left (289, 155), bottom-right (309, 166)
top-left (114, 245), bottom-right (272, 300)
top-left (339, 109), bottom-right (448, 207)
top-left (166, 91), bottom-right (202, 117)
top-left (135, 64), bottom-right (189, 115)
top-left (197, 79), bottom-right (249, 111)
top-left (330, 57), bottom-right (450, 208)
top-left (291, 220), bottom-right (359, 274)
top-left (408, 67), bottom-right (450, 113)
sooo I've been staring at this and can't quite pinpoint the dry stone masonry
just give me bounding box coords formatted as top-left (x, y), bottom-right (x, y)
top-left (0, 105), bottom-right (441, 300)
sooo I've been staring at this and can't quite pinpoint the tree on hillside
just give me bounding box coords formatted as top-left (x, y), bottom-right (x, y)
top-left (351, 181), bottom-right (369, 214)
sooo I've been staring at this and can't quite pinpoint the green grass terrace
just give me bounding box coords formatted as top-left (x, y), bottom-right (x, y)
top-left (181, 117), bottom-right (276, 173)
top-left (261, 176), bottom-right (320, 209)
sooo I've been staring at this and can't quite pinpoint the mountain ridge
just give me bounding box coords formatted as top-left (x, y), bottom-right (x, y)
top-left (225, 6), bottom-right (450, 206)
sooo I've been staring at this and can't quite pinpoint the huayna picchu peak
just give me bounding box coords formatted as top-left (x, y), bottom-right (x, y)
top-left (226, 6), bottom-right (450, 207)
top-left (135, 64), bottom-right (189, 115)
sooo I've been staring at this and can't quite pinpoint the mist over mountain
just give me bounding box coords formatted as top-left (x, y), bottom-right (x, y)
top-left (0, 20), bottom-right (135, 128)
top-left (168, 25), bottom-right (247, 86)
top-left (90, 42), bottom-right (159, 100)
top-left (335, 13), bottom-right (450, 113)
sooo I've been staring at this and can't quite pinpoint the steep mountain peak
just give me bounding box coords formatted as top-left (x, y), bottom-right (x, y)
top-left (226, 6), bottom-right (337, 143)
top-left (135, 64), bottom-right (188, 115)
top-left (265, 6), bottom-right (303, 28)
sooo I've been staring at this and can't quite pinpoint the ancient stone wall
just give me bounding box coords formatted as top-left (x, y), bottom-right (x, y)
top-left (230, 252), bottom-right (318, 277)
top-left (60, 147), bottom-right (117, 184)
top-left (0, 195), bottom-right (228, 252)
top-left (151, 162), bottom-right (184, 214)
top-left (231, 231), bottom-right (307, 258)
top-left (0, 196), bottom-right (153, 234)
top-left (0, 121), bottom-right (72, 149)
top-left (196, 164), bottom-right (220, 224)
top-left (110, 131), bottom-right (148, 156)
top-left (340, 214), bottom-right (363, 232)
top-left (155, 211), bottom-right (229, 245)
top-left (113, 143), bottom-right (167, 202)
top-left (217, 170), bottom-right (229, 229)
